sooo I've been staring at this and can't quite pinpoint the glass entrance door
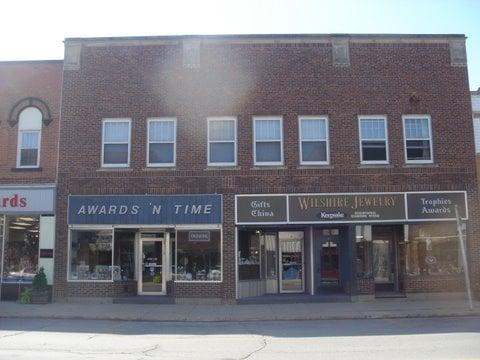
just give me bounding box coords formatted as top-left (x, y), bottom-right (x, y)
top-left (373, 239), bottom-right (391, 284)
top-left (139, 233), bottom-right (165, 295)
top-left (279, 231), bottom-right (304, 293)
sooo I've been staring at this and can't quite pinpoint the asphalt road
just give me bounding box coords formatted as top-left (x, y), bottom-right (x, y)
top-left (0, 316), bottom-right (479, 359)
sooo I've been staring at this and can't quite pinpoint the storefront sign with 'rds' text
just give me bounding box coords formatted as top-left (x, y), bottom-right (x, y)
top-left (68, 195), bottom-right (222, 225)
top-left (0, 185), bottom-right (55, 214)
top-left (235, 192), bottom-right (467, 224)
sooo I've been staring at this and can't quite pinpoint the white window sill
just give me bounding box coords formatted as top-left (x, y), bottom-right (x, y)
top-left (403, 163), bottom-right (438, 168)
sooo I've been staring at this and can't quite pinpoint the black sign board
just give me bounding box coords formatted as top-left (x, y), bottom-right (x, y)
top-left (236, 195), bottom-right (287, 224)
top-left (289, 193), bottom-right (406, 222)
top-left (407, 192), bottom-right (467, 220)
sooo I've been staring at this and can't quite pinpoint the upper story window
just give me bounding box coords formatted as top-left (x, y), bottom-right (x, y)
top-left (358, 116), bottom-right (389, 164)
top-left (208, 117), bottom-right (236, 166)
top-left (403, 115), bottom-right (433, 164)
top-left (299, 116), bottom-right (329, 165)
top-left (147, 118), bottom-right (176, 167)
top-left (17, 107), bottom-right (42, 168)
top-left (253, 116), bottom-right (283, 166)
top-left (102, 118), bottom-right (131, 168)
top-left (473, 117), bottom-right (480, 153)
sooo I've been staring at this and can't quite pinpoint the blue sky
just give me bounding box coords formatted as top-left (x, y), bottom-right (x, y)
top-left (1, 0), bottom-right (479, 90)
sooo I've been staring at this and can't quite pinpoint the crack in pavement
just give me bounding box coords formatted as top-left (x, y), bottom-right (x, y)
top-left (238, 336), bottom-right (268, 360)
top-left (142, 344), bottom-right (160, 357)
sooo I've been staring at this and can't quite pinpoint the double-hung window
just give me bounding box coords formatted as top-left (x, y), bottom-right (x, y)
top-left (147, 118), bottom-right (176, 166)
top-left (403, 115), bottom-right (433, 163)
top-left (358, 116), bottom-right (389, 164)
top-left (102, 118), bottom-right (131, 167)
top-left (299, 116), bottom-right (329, 164)
top-left (17, 107), bottom-right (42, 168)
top-left (208, 117), bottom-right (236, 166)
top-left (253, 116), bottom-right (283, 165)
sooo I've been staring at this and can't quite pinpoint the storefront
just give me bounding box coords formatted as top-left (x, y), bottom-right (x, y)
top-left (235, 191), bottom-right (468, 299)
top-left (0, 185), bottom-right (56, 300)
top-left (67, 194), bottom-right (222, 297)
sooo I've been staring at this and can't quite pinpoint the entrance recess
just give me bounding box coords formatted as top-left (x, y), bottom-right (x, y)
top-left (316, 228), bottom-right (343, 293)
top-left (139, 232), bottom-right (166, 295)
top-left (372, 226), bottom-right (403, 294)
top-left (279, 231), bottom-right (304, 293)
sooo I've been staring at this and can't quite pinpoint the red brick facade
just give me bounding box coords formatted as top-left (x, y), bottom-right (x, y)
top-left (55, 35), bottom-right (479, 301)
top-left (0, 61), bottom-right (62, 184)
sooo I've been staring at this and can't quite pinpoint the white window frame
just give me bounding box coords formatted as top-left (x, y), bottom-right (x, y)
top-left (402, 115), bottom-right (434, 164)
top-left (146, 117), bottom-right (177, 167)
top-left (101, 118), bottom-right (131, 168)
top-left (253, 116), bottom-right (284, 166)
top-left (298, 116), bottom-right (330, 165)
top-left (16, 108), bottom-right (42, 169)
top-left (207, 117), bottom-right (237, 166)
top-left (358, 115), bottom-right (389, 165)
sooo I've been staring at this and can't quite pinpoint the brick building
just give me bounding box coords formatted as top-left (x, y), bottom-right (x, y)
top-left (0, 61), bottom-right (62, 300)
top-left (54, 34), bottom-right (479, 303)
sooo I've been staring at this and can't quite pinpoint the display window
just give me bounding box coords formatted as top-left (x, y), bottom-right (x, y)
top-left (113, 230), bottom-right (136, 281)
top-left (1, 216), bottom-right (40, 283)
top-left (406, 223), bottom-right (462, 276)
top-left (69, 229), bottom-right (113, 281)
top-left (175, 229), bottom-right (221, 282)
top-left (238, 229), bottom-right (278, 281)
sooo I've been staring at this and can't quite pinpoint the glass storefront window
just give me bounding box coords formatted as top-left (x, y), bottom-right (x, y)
top-left (406, 223), bottom-right (462, 276)
top-left (113, 230), bottom-right (136, 281)
top-left (355, 225), bottom-right (373, 278)
top-left (69, 229), bottom-right (113, 281)
top-left (238, 230), bottom-right (261, 280)
top-left (2, 216), bottom-right (40, 283)
top-left (175, 230), bottom-right (221, 281)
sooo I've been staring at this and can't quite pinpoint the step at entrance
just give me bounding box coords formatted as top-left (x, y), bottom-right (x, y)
top-left (113, 296), bottom-right (174, 304)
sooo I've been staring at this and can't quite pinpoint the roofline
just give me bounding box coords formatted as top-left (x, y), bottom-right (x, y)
top-left (0, 59), bottom-right (63, 65)
top-left (64, 33), bottom-right (466, 45)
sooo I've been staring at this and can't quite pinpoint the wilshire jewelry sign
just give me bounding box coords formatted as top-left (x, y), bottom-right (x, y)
top-left (289, 193), bottom-right (405, 222)
top-left (236, 191), bottom-right (467, 224)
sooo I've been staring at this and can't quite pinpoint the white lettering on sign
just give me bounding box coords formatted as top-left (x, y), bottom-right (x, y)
top-left (77, 205), bottom-right (139, 215)
top-left (251, 209), bottom-right (274, 217)
top-left (174, 204), bottom-right (213, 215)
top-left (420, 197), bottom-right (452, 215)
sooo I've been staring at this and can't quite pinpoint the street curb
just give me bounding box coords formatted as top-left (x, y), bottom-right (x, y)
top-left (1, 311), bottom-right (479, 323)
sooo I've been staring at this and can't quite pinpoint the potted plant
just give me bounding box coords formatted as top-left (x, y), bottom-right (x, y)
top-left (31, 267), bottom-right (49, 304)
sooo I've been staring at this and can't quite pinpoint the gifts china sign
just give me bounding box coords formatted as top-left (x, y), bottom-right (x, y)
top-left (235, 191), bottom-right (467, 224)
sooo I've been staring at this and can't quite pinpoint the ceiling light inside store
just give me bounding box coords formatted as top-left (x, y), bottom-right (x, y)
top-left (17, 217), bottom-right (37, 222)
top-left (12, 222), bottom-right (32, 226)
top-left (9, 226), bottom-right (27, 230)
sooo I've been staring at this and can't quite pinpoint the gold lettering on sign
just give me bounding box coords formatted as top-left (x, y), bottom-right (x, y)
top-left (296, 195), bottom-right (397, 211)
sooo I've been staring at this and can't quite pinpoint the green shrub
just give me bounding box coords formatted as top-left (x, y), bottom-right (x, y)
top-left (32, 267), bottom-right (48, 291)
top-left (19, 288), bottom-right (31, 304)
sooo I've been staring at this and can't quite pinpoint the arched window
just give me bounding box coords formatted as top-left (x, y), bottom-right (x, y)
top-left (17, 107), bottom-right (42, 168)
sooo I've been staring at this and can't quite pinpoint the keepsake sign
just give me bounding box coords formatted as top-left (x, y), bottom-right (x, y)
top-left (68, 195), bottom-right (222, 225)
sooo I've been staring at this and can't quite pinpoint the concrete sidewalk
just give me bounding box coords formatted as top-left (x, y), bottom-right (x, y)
top-left (1, 298), bottom-right (479, 322)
